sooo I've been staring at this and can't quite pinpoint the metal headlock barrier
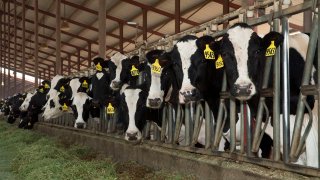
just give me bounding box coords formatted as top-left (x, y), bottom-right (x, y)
top-left (35, 0), bottom-right (320, 177)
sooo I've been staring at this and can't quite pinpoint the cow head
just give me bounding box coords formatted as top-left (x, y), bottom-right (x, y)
top-left (93, 57), bottom-right (107, 72)
top-left (145, 50), bottom-right (173, 108)
top-left (171, 35), bottom-right (199, 104)
top-left (108, 52), bottom-right (128, 90)
top-left (69, 92), bottom-right (91, 129)
top-left (78, 77), bottom-right (91, 93)
top-left (122, 88), bottom-right (148, 142)
top-left (219, 23), bottom-right (283, 100)
top-left (41, 80), bottom-right (51, 90)
top-left (19, 91), bottom-right (35, 112)
top-left (189, 35), bottom-right (223, 95)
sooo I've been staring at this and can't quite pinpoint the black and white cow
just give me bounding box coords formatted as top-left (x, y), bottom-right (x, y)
top-left (19, 84), bottom-right (50, 129)
top-left (6, 93), bottom-right (26, 124)
top-left (219, 23), bottom-right (318, 167)
top-left (108, 52), bottom-right (128, 90)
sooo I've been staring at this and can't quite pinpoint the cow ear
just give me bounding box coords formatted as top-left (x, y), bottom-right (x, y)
top-left (196, 35), bottom-right (215, 50)
top-left (262, 31), bottom-right (283, 50)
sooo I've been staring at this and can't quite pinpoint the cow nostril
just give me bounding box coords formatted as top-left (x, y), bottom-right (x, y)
top-left (76, 123), bottom-right (85, 129)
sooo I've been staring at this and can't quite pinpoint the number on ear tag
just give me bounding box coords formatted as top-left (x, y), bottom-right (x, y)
top-left (106, 103), bottom-right (115, 114)
top-left (265, 40), bottom-right (276, 57)
top-left (130, 65), bottom-right (139, 76)
top-left (151, 59), bottom-right (161, 74)
top-left (96, 62), bottom-right (102, 71)
top-left (215, 55), bottom-right (224, 69)
top-left (60, 86), bottom-right (65, 92)
top-left (204, 44), bottom-right (215, 60)
top-left (62, 103), bottom-right (68, 111)
top-left (82, 80), bottom-right (88, 88)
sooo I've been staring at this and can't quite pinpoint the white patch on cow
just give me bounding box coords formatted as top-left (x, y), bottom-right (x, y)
top-left (228, 26), bottom-right (256, 98)
top-left (164, 85), bottom-right (173, 102)
top-left (96, 72), bottom-right (104, 80)
top-left (124, 88), bottom-right (142, 141)
top-left (176, 39), bottom-right (198, 104)
top-left (69, 78), bottom-right (81, 98)
top-left (43, 92), bottom-right (64, 120)
top-left (19, 91), bottom-right (36, 111)
top-left (120, 84), bottom-right (129, 95)
top-left (146, 64), bottom-right (164, 108)
top-left (47, 75), bottom-right (64, 99)
top-left (110, 52), bottom-right (128, 90)
top-left (73, 92), bottom-right (91, 128)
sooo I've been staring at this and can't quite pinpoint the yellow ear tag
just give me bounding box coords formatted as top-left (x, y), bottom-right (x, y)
top-left (130, 65), bottom-right (139, 76)
top-left (82, 80), bottom-right (88, 88)
top-left (151, 59), bottom-right (161, 74)
top-left (204, 44), bottom-right (215, 60)
top-left (96, 62), bottom-right (102, 71)
top-left (39, 88), bottom-right (44, 93)
top-left (106, 103), bottom-right (115, 114)
top-left (44, 83), bottom-right (50, 89)
top-left (215, 55), bottom-right (224, 69)
top-left (60, 86), bottom-right (65, 92)
top-left (265, 40), bottom-right (276, 57)
top-left (62, 103), bottom-right (68, 111)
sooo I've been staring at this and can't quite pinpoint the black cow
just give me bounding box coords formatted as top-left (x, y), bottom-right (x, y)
top-left (6, 93), bottom-right (26, 124)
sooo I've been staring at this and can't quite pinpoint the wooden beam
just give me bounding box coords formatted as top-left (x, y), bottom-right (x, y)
top-left (143, 9), bottom-right (147, 41)
top-left (98, 0), bottom-right (106, 58)
top-left (34, 0), bottom-right (39, 88)
top-left (175, 0), bottom-right (180, 33)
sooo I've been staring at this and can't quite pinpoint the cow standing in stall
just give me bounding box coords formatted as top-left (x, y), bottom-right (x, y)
top-left (219, 23), bottom-right (318, 167)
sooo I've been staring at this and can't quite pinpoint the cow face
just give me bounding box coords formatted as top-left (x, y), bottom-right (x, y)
top-left (120, 56), bottom-right (142, 87)
top-left (189, 36), bottom-right (223, 94)
top-left (122, 88), bottom-right (147, 142)
top-left (109, 52), bottom-right (128, 90)
top-left (70, 93), bottom-right (91, 129)
top-left (20, 91), bottom-right (36, 111)
top-left (93, 57), bottom-right (107, 72)
top-left (41, 80), bottom-right (51, 90)
top-left (146, 50), bottom-right (173, 108)
top-left (78, 77), bottom-right (91, 93)
top-left (220, 23), bottom-right (283, 100)
top-left (171, 35), bottom-right (199, 104)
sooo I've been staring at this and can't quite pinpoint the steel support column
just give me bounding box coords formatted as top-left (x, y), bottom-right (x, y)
top-left (22, 0), bottom-right (26, 91)
top-left (303, 9), bottom-right (312, 33)
top-left (88, 42), bottom-right (91, 67)
top-left (143, 9), bottom-right (147, 41)
top-left (34, 0), bottom-right (39, 88)
top-left (7, 2), bottom-right (11, 96)
top-left (55, 0), bottom-right (62, 75)
top-left (175, 0), bottom-right (180, 33)
top-left (223, 0), bottom-right (229, 28)
top-left (98, 0), bottom-right (106, 58)
top-left (119, 23), bottom-right (123, 53)
top-left (68, 54), bottom-right (71, 75)
top-left (77, 49), bottom-right (81, 71)
top-left (13, 0), bottom-right (17, 93)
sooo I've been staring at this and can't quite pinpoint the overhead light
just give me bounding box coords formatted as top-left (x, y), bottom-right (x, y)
top-left (61, 20), bottom-right (70, 31)
top-left (127, 21), bottom-right (138, 25)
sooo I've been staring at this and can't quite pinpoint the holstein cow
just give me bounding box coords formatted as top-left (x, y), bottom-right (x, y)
top-left (19, 84), bottom-right (50, 129)
top-left (58, 77), bottom-right (92, 128)
top-left (42, 75), bottom-right (64, 120)
top-left (219, 23), bottom-right (318, 167)
top-left (6, 93), bottom-right (26, 124)
top-left (108, 52), bottom-right (128, 90)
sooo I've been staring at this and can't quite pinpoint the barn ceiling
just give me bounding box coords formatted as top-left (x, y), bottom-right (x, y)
top-left (0, 0), bottom-right (306, 79)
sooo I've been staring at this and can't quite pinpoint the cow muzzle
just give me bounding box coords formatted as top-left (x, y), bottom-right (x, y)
top-left (231, 83), bottom-right (254, 100)
top-left (75, 122), bottom-right (86, 129)
top-left (179, 89), bottom-right (199, 103)
top-left (110, 81), bottom-right (122, 90)
top-left (147, 98), bottom-right (162, 108)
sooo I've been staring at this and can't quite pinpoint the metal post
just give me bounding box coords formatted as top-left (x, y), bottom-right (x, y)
top-left (230, 98), bottom-right (236, 152)
top-left (0, 13), bottom-right (3, 98)
top-left (223, 0), bottom-right (229, 28)
top-left (13, 0), bottom-right (17, 94)
top-left (167, 104), bottom-right (174, 143)
top-left (22, 0), bottom-right (26, 91)
top-left (68, 54), bottom-right (71, 75)
top-left (142, 9), bottom-right (147, 41)
top-left (56, 0), bottom-right (62, 75)
top-left (185, 103), bottom-right (191, 146)
top-left (273, 18), bottom-right (281, 161)
top-left (34, 0), bottom-right (39, 88)
top-left (291, 12), bottom-right (319, 161)
top-left (98, 0), bottom-right (106, 58)
top-left (119, 23), bottom-right (124, 53)
top-left (303, 9), bottom-right (312, 33)
top-left (175, 0), bottom-right (180, 33)
top-left (281, 16), bottom-right (291, 163)
top-left (77, 49), bottom-right (81, 71)
top-left (7, 2), bottom-right (11, 96)
top-left (88, 42), bottom-right (92, 67)
top-left (205, 101), bottom-right (212, 149)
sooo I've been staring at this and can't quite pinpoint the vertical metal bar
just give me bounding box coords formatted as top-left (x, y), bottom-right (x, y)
top-left (175, 0), bottom-right (180, 33)
top-left (68, 54), bottom-right (71, 75)
top-left (88, 42), bottom-right (92, 67)
top-left (56, 0), bottom-right (62, 75)
top-left (0, 13), bottom-right (3, 98)
top-left (281, 16), bottom-right (291, 163)
top-left (13, 0), bottom-right (17, 94)
top-left (291, 12), bottom-right (319, 160)
top-left (98, 0), bottom-right (106, 58)
top-left (119, 23), bottom-right (123, 53)
top-left (167, 104), bottom-right (174, 143)
top-left (230, 98), bottom-right (236, 152)
top-left (34, 0), bottom-right (39, 88)
top-left (273, 18), bottom-right (281, 161)
top-left (77, 49), bottom-right (80, 71)
top-left (160, 105), bottom-right (167, 142)
top-left (223, 0), bottom-right (229, 28)
top-left (240, 102), bottom-right (245, 154)
top-left (205, 101), bottom-right (212, 149)
top-left (61, 58), bottom-right (64, 75)
top-left (142, 9), bottom-right (147, 41)
top-left (185, 103), bottom-right (192, 146)
top-left (246, 103), bottom-right (253, 157)
top-left (7, 2), bottom-right (11, 96)
top-left (22, 0), bottom-right (26, 91)
top-left (303, 9), bottom-right (312, 33)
